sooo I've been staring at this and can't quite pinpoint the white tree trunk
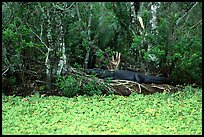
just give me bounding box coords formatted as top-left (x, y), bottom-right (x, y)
top-left (84, 3), bottom-right (93, 69)
top-left (57, 25), bottom-right (67, 75)
top-left (45, 10), bottom-right (54, 90)
top-left (130, 2), bottom-right (137, 24)
top-left (149, 2), bottom-right (160, 34)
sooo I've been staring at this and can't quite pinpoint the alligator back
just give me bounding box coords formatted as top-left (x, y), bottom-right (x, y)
top-left (101, 70), bottom-right (172, 84)
top-left (101, 70), bottom-right (135, 81)
top-left (85, 69), bottom-right (173, 84)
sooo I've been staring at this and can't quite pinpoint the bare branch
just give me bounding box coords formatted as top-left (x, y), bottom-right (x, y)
top-left (176, 2), bottom-right (199, 26)
top-left (107, 52), bottom-right (121, 71)
top-left (2, 67), bottom-right (9, 76)
top-left (52, 2), bottom-right (75, 12)
top-left (76, 3), bottom-right (82, 22)
top-left (25, 21), bottom-right (48, 52)
top-left (190, 20), bottom-right (202, 29)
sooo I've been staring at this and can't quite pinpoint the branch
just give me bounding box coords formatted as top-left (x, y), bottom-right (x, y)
top-left (107, 52), bottom-right (121, 70)
top-left (24, 22), bottom-right (48, 54)
top-left (52, 2), bottom-right (75, 12)
top-left (109, 79), bottom-right (148, 93)
top-left (176, 2), bottom-right (199, 26)
top-left (2, 67), bottom-right (9, 76)
top-left (16, 16), bottom-right (47, 55)
top-left (67, 67), bottom-right (116, 94)
top-left (190, 20), bottom-right (202, 29)
top-left (76, 3), bottom-right (82, 22)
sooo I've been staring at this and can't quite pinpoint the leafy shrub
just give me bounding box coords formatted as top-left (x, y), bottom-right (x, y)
top-left (56, 75), bottom-right (80, 97)
top-left (55, 74), bottom-right (109, 97)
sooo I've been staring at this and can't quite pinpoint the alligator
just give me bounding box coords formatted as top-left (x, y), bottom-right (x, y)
top-left (85, 68), bottom-right (173, 85)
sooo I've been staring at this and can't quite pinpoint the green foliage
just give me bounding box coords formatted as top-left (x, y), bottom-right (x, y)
top-left (129, 3), bottom-right (202, 85)
top-left (2, 86), bottom-right (202, 135)
top-left (129, 35), bottom-right (143, 55)
top-left (3, 21), bottom-right (33, 54)
top-left (92, 3), bottom-right (119, 50)
top-left (94, 47), bottom-right (116, 67)
top-left (55, 74), bottom-right (108, 97)
top-left (170, 33), bottom-right (202, 84)
top-left (39, 85), bottom-right (46, 91)
top-left (8, 76), bottom-right (17, 85)
top-left (81, 79), bottom-right (102, 96)
top-left (65, 21), bottom-right (87, 67)
top-left (56, 75), bottom-right (80, 97)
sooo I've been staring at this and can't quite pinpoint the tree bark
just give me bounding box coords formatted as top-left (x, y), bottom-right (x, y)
top-left (57, 14), bottom-right (67, 75)
top-left (45, 10), bottom-right (53, 92)
top-left (84, 3), bottom-right (93, 69)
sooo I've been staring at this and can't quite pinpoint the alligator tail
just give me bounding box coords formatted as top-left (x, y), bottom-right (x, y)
top-left (143, 75), bottom-right (168, 84)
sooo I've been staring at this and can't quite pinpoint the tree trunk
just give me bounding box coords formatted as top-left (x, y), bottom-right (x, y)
top-left (45, 10), bottom-right (53, 92)
top-left (84, 3), bottom-right (93, 69)
top-left (149, 2), bottom-right (161, 34)
top-left (57, 15), bottom-right (67, 75)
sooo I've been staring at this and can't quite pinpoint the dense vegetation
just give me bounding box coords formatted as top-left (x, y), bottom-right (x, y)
top-left (2, 3), bottom-right (202, 135)
top-left (2, 86), bottom-right (202, 135)
top-left (2, 2), bottom-right (202, 96)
